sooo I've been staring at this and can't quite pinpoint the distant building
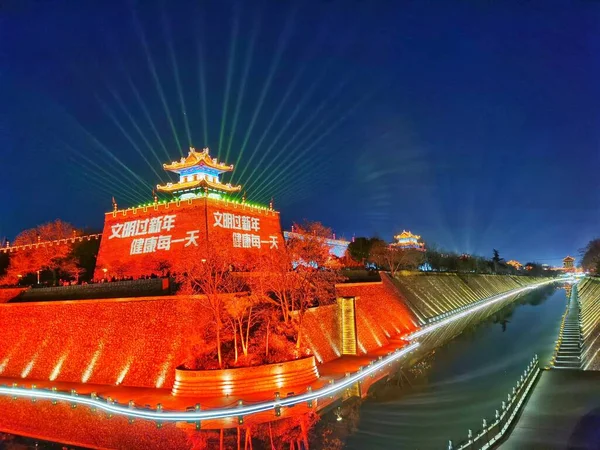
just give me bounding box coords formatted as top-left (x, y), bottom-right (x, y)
top-left (391, 230), bottom-right (425, 251)
top-left (563, 256), bottom-right (575, 271)
top-left (506, 260), bottom-right (523, 270)
top-left (283, 231), bottom-right (350, 258)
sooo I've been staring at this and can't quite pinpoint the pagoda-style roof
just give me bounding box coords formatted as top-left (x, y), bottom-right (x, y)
top-left (163, 147), bottom-right (233, 174)
top-left (157, 177), bottom-right (241, 194)
top-left (563, 255), bottom-right (575, 262)
top-left (394, 230), bottom-right (421, 241)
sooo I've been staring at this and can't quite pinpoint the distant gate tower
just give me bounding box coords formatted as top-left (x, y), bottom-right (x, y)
top-left (563, 255), bottom-right (575, 273)
top-left (391, 230), bottom-right (425, 251)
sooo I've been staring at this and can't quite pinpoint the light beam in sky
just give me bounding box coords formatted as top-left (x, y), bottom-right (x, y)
top-left (162, 6), bottom-right (193, 149)
top-left (131, 4), bottom-right (182, 155)
top-left (233, 7), bottom-right (296, 178)
top-left (224, 10), bottom-right (261, 165)
top-left (217, 2), bottom-right (241, 159)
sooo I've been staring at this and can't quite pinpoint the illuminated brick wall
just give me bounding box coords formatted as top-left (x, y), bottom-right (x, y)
top-left (0, 398), bottom-right (189, 450)
top-left (392, 273), bottom-right (551, 321)
top-left (301, 277), bottom-right (420, 361)
top-left (95, 197), bottom-right (282, 279)
top-left (0, 397), bottom-right (316, 450)
top-left (337, 276), bottom-right (419, 354)
top-left (0, 296), bottom-right (214, 388)
top-left (577, 278), bottom-right (600, 370)
top-left (0, 288), bottom-right (26, 303)
top-left (299, 304), bottom-right (341, 364)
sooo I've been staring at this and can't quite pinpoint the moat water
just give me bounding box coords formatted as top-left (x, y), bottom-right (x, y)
top-left (2, 286), bottom-right (567, 450)
top-left (341, 285), bottom-right (565, 450)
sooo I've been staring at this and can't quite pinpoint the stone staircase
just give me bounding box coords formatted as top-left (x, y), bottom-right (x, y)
top-left (554, 286), bottom-right (582, 370)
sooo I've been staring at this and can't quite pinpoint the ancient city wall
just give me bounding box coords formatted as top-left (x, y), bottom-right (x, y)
top-left (577, 278), bottom-right (600, 370)
top-left (0, 274), bottom-right (552, 391)
top-left (300, 273), bottom-right (550, 362)
top-left (0, 288), bottom-right (27, 303)
top-left (391, 272), bottom-right (551, 321)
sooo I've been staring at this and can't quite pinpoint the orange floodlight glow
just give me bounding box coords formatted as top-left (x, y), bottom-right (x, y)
top-left (116, 359), bottom-right (132, 385)
top-left (82, 344), bottom-right (103, 383)
top-left (49, 354), bottom-right (68, 381)
top-left (21, 360), bottom-right (35, 379)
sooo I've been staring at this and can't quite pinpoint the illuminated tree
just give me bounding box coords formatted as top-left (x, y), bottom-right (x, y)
top-left (347, 237), bottom-right (385, 263)
top-left (224, 292), bottom-right (262, 362)
top-left (5, 220), bottom-right (79, 285)
top-left (0, 252), bottom-right (8, 277)
top-left (369, 241), bottom-right (424, 276)
top-left (580, 238), bottom-right (600, 273)
top-left (173, 233), bottom-right (247, 369)
top-left (252, 221), bottom-right (344, 348)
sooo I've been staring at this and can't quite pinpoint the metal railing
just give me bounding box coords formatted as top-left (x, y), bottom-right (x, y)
top-left (447, 354), bottom-right (540, 450)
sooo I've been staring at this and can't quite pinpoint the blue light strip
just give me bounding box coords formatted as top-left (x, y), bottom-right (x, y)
top-left (0, 343), bottom-right (420, 422)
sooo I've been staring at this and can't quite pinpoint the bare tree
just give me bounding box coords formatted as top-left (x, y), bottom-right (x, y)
top-left (6, 219), bottom-right (79, 284)
top-left (369, 242), bottom-right (424, 276)
top-left (224, 293), bottom-right (262, 360)
top-left (251, 221), bottom-right (344, 348)
top-left (173, 234), bottom-right (246, 369)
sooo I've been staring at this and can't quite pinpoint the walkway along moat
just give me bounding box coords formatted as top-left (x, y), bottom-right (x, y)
top-left (500, 282), bottom-right (600, 450)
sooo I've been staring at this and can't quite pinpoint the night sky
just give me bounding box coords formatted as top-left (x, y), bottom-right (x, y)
top-left (1, 0), bottom-right (599, 265)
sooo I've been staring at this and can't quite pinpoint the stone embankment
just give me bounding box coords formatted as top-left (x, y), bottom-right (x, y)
top-left (301, 273), bottom-right (552, 363)
top-left (576, 278), bottom-right (600, 370)
top-left (391, 273), bottom-right (550, 322)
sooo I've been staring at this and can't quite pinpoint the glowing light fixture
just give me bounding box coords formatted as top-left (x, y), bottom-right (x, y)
top-left (0, 343), bottom-right (419, 422)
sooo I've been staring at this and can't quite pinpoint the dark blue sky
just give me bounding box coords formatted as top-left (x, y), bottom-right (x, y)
top-left (1, 0), bottom-right (599, 265)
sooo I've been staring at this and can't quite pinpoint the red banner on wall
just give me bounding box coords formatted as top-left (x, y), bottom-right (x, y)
top-left (94, 198), bottom-right (282, 279)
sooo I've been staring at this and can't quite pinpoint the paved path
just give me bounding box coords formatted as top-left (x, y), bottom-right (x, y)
top-left (500, 369), bottom-right (600, 450)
